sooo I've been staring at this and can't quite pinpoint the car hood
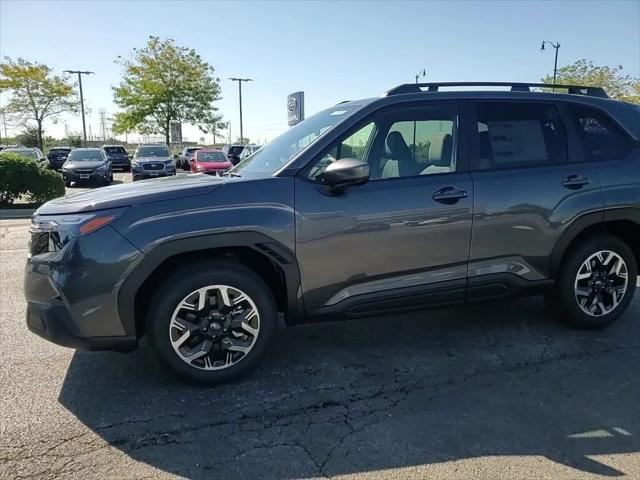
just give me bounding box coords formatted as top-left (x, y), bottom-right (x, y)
top-left (134, 156), bottom-right (172, 163)
top-left (63, 160), bottom-right (105, 169)
top-left (197, 161), bottom-right (232, 169)
top-left (36, 174), bottom-right (228, 215)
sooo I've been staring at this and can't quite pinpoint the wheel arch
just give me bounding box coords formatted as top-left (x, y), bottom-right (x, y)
top-left (551, 208), bottom-right (640, 277)
top-left (117, 232), bottom-right (303, 339)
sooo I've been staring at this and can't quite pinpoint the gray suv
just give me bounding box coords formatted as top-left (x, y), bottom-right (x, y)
top-left (25, 82), bottom-right (640, 384)
top-left (131, 143), bottom-right (176, 181)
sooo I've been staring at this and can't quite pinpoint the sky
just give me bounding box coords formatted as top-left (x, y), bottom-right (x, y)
top-left (1, 0), bottom-right (639, 144)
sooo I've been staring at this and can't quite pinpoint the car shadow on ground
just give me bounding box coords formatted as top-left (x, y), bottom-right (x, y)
top-left (58, 296), bottom-right (639, 479)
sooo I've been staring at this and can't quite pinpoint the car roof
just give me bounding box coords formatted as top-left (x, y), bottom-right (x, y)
top-left (102, 144), bottom-right (126, 148)
top-left (197, 149), bottom-right (224, 153)
top-left (362, 89), bottom-right (640, 140)
top-left (49, 146), bottom-right (72, 149)
top-left (72, 148), bottom-right (102, 151)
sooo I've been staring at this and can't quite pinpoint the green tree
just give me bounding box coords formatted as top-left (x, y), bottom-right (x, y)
top-left (200, 118), bottom-right (228, 146)
top-left (16, 125), bottom-right (40, 148)
top-left (0, 58), bottom-right (79, 150)
top-left (112, 36), bottom-right (222, 145)
top-left (542, 59), bottom-right (639, 103)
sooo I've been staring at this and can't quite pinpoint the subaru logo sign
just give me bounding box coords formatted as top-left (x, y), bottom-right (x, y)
top-left (287, 91), bottom-right (305, 126)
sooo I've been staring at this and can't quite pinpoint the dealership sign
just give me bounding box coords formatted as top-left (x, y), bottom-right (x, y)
top-left (287, 91), bottom-right (305, 126)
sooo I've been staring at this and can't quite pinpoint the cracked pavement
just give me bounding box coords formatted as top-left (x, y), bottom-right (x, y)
top-left (1, 217), bottom-right (639, 479)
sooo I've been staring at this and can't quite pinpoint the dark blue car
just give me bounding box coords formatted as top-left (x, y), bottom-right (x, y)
top-left (101, 145), bottom-right (131, 171)
top-left (46, 147), bottom-right (72, 170)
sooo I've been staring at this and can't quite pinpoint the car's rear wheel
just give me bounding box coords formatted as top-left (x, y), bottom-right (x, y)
top-left (548, 234), bottom-right (637, 328)
top-left (146, 260), bottom-right (277, 384)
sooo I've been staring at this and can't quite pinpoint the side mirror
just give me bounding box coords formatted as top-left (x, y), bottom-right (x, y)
top-left (323, 158), bottom-right (369, 187)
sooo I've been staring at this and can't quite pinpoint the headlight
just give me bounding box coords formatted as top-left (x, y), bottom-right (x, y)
top-left (29, 207), bottom-right (128, 255)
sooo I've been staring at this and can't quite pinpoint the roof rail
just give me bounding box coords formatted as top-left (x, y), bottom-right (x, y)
top-left (385, 82), bottom-right (609, 98)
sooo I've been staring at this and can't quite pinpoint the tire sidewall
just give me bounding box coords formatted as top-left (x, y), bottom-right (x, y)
top-left (147, 261), bottom-right (277, 384)
top-left (556, 235), bottom-right (637, 328)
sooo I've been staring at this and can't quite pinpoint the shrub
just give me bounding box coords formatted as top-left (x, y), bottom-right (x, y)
top-left (0, 152), bottom-right (65, 206)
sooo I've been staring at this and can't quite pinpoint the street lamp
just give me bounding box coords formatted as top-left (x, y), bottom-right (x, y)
top-left (229, 78), bottom-right (252, 145)
top-left (64, 70), bottom-right (94, 146)
top-left (540, 41), bottom-right (561, 90)
top-left (412, 69), bottom-right (426, 157)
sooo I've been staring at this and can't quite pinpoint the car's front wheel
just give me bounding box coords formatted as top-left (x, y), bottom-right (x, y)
top-left (146, 260), bottom-right (277, 384)
top-left (549, 234), bottom-right (637, 328)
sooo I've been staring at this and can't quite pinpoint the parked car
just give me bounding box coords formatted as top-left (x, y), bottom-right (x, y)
top-left (25, 82), bottom-right (640, 384)
top-left (101, 145), bottom-right (131, 171)
top-left (190, 149), bottom-right (233, 174)
top-left (46, 147), bottom-right (72, 170)
top-left (223, 144), bottom-right (246, 165)
top-left (3, 147), bottom-right (46, 164)
top-left (0, 144), bottom-right (19, 151)
top-left (131, 144), bottom-right (176, 181)
top-left (237, 144), bottom-right (262, 162)
top-left (61, 148), bottom-right (113, 187)
top-left (179, 146), bottom-right (204, 170)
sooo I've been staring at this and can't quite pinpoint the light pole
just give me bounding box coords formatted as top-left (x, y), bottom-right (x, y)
top-left (412, 69), bottom-right (426, 157)
top-left (540, 41), bottom-right (561, 90)
top-left (64, 70), bottom-right (94, 146)
top-left (229, 78), bottom-right (252, 145)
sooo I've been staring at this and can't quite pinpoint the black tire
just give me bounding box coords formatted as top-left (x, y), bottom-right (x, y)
top-left (64, 180), bottom-right (71, 188)
top-left (146, 259), bottom-right (277, 384)
top-left (548, 234), bottom-right (637, 328)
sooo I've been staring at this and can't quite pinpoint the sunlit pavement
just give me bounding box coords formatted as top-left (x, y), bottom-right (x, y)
top-left (0, 216), bottom-right (638, 480)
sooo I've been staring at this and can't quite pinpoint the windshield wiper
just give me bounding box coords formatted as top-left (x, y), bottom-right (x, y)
top-left (221, 172), bottom-right (242, 177)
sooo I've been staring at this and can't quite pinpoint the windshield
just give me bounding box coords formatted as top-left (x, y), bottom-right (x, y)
top-left (7, 149), bottom-right (36, 160)
top-left (232, 103), bottom-right (362, 176)
top-left (197, 151), bottom-right (227, 162)
top-left (228, 146), bottom-right (244, 156)
top-left (49, 148), bottom-right (70, 155)
top-left (136, 146), bottom-right (170, 157)
top-left (68, 150), bottom-right (104, 161)
top-left (187, 147), bottom-right (202, 153)
top-left (104, 146), bottom-right (127, 155)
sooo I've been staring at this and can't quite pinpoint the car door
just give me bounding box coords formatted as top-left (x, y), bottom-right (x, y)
top-left (467, 100), bottom-right (603, 297)
top-left (294, 102), bottom-right (474, 317)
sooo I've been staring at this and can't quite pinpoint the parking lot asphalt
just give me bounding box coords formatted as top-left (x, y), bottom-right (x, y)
top-left (1, 211), bottom-right (638, 479)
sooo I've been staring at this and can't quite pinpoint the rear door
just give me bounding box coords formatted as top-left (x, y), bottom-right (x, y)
top-left (467, 100), bottom-right (603, 296)
top-left (295, 102), bottom-right (475, 316)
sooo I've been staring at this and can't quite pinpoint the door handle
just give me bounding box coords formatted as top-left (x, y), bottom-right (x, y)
top-left (562, 174), bottom-right (591, 189)
top-left (432, 187), bottom-right (468, 204)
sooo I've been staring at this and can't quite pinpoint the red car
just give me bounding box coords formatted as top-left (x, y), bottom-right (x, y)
top-left (190, 149), bottom-right (233, 174)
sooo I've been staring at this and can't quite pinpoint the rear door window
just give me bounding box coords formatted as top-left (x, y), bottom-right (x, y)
top-left (473, 102), bottom-right (567, 170)
top-left (566, 105), bottom-right (635, 161)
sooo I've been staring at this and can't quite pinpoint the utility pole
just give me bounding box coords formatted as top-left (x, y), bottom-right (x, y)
top-left (229, 78), bottom-right (252, 144)
top-left (64, 70), bottom-right (94, 146)
top-left (540, 41), bottom-right (561, 91)
top-left (412, 68), bottom-right (426, 157)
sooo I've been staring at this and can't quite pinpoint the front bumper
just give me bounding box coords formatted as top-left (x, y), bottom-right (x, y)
top-left (26, 302), bottom-right (136, 351)
top-left (132, 169), bottom-right (176, 179)
top-left (24, 224), bottom-right (142, 352)
top-left (63, 171), bottom-right (110, 183)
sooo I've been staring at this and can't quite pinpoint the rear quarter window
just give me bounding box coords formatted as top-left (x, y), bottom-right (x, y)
top-left (567, 105), bottom-right (635, 161)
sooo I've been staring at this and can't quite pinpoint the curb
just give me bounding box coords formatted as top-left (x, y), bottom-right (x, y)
top-left (0, 208), bottom-right (35, 220)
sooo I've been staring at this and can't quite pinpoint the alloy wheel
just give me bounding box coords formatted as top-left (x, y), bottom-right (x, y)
top-left (574, 250), bottom-right (628, 317)
top-left (169, 285), bottom-right (260, 370)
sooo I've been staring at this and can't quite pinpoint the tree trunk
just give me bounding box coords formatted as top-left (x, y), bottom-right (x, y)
top-left (164, 118), bottom-right (171, 147)
top-left (37, 120), bottom-right (44, 152)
